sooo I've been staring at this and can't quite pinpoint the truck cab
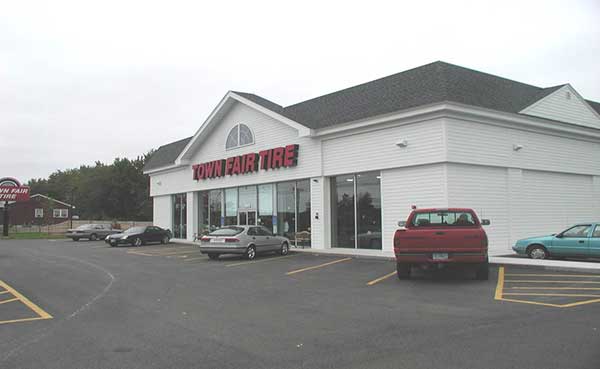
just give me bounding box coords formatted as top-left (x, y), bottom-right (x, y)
top-left (393, 208), bottom-right (490, 280)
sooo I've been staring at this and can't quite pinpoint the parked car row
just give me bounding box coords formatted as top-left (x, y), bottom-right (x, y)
top-left (65, 224), bottom-right (172, 247)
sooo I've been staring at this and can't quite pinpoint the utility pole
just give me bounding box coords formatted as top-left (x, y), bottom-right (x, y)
top-left (2, 201), bottom-right (9, 237)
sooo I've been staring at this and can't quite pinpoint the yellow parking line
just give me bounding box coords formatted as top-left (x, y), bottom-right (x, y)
top-left (506, 287), bottom-right (600, 290)
top-left (226, 254), bottom-right (298, 267)
top-left (500, 298), bottom-right (563, 308)
top-left (126, 251), bottom-right (157, 256)
top-left (559, 299), bottom-right (600, 308)
top-left (0, 316), bottom-right (51, 325)
top-left (0, 290), bottom-right (9, 295)
top-left (286, 257), bottom-right (352, 276)
top-left (0, 297), bottom-right (19, 305)
top-left (366, 271), bottom-right (397, 286)
top-left (505, 273), bottom-right (600, 278)
top-left (184, 257), bottom-right (207, 262)
top-left (503, 293), bottom-right (600, 298)
top-left (0, 280), bottom-right (52, 320)
top-left (494, 266), bottom-right (505, 300)
top-left (505, 280), bottom-right (600, 284)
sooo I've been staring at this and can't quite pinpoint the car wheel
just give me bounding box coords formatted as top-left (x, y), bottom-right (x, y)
top-left (245, 245), bottom-right (256, 260)
top-left (161, 235), bottom-right (170, 244)
top-left (527, 245), bottom-right (548, 260)
top-left (90, 234), bottom-right (98, 241)
top-left (396, 263), bottom-right (411, 279)
top-left (133, 237), bottom-right (142, 247)
top-left (208, 253), bottom-right (219, 260)
top-left (73, 238), bottom-right (79, 241)
top-left (475, 260), bottom-right (489, 280)
top-left (279, 242), bottom-right (289, 256)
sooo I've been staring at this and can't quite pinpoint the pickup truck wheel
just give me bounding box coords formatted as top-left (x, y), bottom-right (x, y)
top-left (208, 253), bottom-right (219, 260)
top-left (527, 245), bottom-right (548, 260)
top-left (89, 234), bottom-right (98, 241)
top-left (396, 263), bottom-right (411, 279)
top-left (475, 260), bottom-right (489, 280)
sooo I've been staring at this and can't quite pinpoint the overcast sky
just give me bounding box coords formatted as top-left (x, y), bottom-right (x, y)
top-left (1, 0), bottom-right (599, 183)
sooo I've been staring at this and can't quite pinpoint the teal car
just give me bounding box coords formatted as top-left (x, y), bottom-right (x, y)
top-left (513, 223), bottom-right (600, 259)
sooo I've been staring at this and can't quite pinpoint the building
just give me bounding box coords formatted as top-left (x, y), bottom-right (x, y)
top-left (143, 61), bottom-right (600, 256)
top-left (0, 194), bottom-right (73, 226)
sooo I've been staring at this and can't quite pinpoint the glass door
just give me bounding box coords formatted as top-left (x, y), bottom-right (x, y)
top-left (238, 210), bottom-right (257, 225)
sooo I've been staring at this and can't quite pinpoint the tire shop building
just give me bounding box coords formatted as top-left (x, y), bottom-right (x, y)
top-left (143, 61), bottom-right (600, 256)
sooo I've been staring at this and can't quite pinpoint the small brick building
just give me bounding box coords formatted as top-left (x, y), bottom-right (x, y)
top-left (0, 194), bottom-right (73, 226)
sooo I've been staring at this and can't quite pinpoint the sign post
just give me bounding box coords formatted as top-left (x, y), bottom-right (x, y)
top-left (0, 178), bottom-right (31, 237)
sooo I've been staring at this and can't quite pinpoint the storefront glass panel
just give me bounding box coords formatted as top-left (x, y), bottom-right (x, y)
top-left (296, 180), bottom-right (311, 247)
top-left (277, 181), bottom-right (296, 242)
top-left (198, 191), bottom-right (209, 236)
top-left (356, 172), bottom-right (382, 249)
top-left (172, 193), bottom-right (187, 239)
top-left (331, 175), bottom-right (355, 248)
top-left (238, 186), bottom-right (257, 209)
top-left (209, 189), bottom-right (222, 231)
top-left (258, 184), bottom-right (274, 232)
top-left (224, 188), bottom-right (238, 225)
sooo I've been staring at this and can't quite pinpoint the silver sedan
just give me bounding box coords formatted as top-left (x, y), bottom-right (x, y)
top-left (198, 225), bottom-right (290, 260)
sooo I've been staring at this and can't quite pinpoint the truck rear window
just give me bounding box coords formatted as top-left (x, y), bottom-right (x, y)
top-left (412, 211), bottom-right (476, 227)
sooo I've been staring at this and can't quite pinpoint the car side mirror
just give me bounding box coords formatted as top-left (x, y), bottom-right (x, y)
top-left (397, 220), bottom-right (406, 227)
top-left (481, 219), bottom-right (490, 226)
top-left (555, 233), bottom-right (563, 238)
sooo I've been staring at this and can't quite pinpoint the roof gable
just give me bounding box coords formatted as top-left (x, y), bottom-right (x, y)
top-left (519, 84), bottom-right (600, 129)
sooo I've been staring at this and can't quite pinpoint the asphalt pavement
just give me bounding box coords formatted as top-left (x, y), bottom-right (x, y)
top-left (1, 239), bottom-right (599, 369)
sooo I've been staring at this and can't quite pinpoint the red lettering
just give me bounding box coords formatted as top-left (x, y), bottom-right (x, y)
top-left (245, 153), bottom-right (257, 173)
top-left (193, 164), bottom-right (199, 180)
top-left (283, 144), bottom-right (299, 167)
top-left (206, 161), bottom-right (214, 177)
top-left (259, 150), bottom-right (270, 170)
top-left (271, 147), bottom-right (284, 168)
top-left (225, 157), bottom-right (234, 175)
top-left (214, 160), bottom-right (224, 177)
top-left (232, 156), bottom-right (241, 175)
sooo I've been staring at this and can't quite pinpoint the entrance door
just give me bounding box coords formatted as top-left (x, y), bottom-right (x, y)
top-left (238, 210), bottom-right (257, 226)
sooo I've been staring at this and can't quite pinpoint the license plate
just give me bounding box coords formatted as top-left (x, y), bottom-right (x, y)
top-left (211, 238), bottom-right (225, 243)
top-left (432, 253), bottom-right (448, 260)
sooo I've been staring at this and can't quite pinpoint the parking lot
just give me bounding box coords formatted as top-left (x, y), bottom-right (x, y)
top-left (1, 239), bottom-right (599, 369)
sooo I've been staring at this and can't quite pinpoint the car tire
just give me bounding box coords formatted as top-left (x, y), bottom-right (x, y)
top-left (527, 245), bottom-right (548, 260)
top-left (132, 237), bottom-right (142, 247)
top-left (73, 238), bottom-right (79, 241)
top-left (475, 260), bottom-right (489, 280)
top-left (396, 263), bottom-right (411, 279)
top-left (208, 253), bottom-right (219, 260)
top-left (161, 236), bottom-right (169, 244)
top-left (279, 242), bottom-right (289, 256)
top-left (90, 234), bottom-right (98, 241)
top-left (245, 245), bottom-right (256, 260)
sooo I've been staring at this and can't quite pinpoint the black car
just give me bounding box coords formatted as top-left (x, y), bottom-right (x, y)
top-left (105, 226), bottom-right (171, 247)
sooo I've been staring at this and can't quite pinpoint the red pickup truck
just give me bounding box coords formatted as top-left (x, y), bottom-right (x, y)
top-left (393, 208), bottom-right (490, 280)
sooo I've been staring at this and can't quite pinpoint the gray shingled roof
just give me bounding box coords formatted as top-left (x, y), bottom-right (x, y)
top-left (144, 61), bottom-right (600, 172)
top-left (144, 137), bottom-right (192, 171)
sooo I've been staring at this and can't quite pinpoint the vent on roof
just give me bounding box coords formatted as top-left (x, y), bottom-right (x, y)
top-left (566, 91), bottom-right (571, 100)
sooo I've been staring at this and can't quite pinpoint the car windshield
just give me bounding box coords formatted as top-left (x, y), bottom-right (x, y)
top-left (76, 225), bottom-right (93, 230)
top-left (209, 227), bottom-right (244, 236)
top-left (124, 227), bottom-right (146, 234)
top-left (412, 211), bottom-right (477, 227)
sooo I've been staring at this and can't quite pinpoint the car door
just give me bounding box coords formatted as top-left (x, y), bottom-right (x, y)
top-left (259, 227), bottom-right (279, 251)
top-left (248, 227), bottom-right (266, 250)
top-left (144, 227), bottom-right (158, 243)
top-left (590, 225), bottom-right (600, 258)
top-left (551, 225), bottom-right (591, 257)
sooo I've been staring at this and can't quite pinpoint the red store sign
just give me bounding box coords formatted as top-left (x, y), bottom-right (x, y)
top-left (193, 145), bottom-right (299, 181)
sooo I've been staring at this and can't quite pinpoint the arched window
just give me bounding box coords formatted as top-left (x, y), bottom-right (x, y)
top-left (225, 123), bottom-right (254, 149)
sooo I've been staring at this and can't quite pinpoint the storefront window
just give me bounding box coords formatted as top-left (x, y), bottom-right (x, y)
top-left (209, 189), bottom-right (222, 231)
top-left (277, 182), bottom-right (296, 242)
top-left (238, 186), bottom-right (257, 209)
top-left (331, 172), bottom-right (381, 249)
top-left (296, 180), bottom-right (311, 247)
top-left (331, 175), bottom-right (355, 248)
top-left (258, 184), bottom-right (274, 233)
top-left (224, 188), bottom-right (238, 225)
top-left (172, 193), bottom-right (187, 239)
top-left (198, 191), bottom-right (209, 236)
top-left (356, 172), bottom-right (382, 249)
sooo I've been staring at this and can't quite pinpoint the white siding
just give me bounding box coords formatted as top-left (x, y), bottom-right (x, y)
top-left (322, 119), bottom-right (445, 176)
top-left (150, 102), bottom-right (322, 197)
top-left (381, 164), bottom-right (447, 253)
top-left (310, 177), bottom-right (327, 249)
top-left (520, 85), bottom-right (600, 129)
top-left (511, 170), bottom-right (597, 242)
top-left (446, 164), bottom-right (510, 255)
top-left (153, 195), bottom-right (172, 231)
top-left (446, 118), bottom-right (600, 175)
